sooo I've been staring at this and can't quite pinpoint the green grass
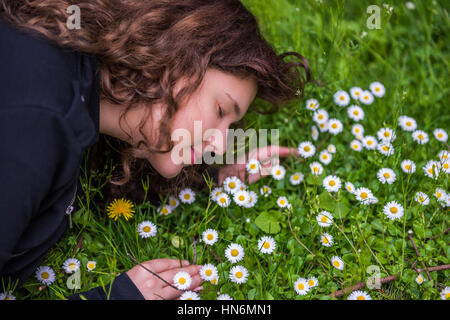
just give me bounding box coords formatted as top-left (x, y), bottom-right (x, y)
top-left (8, 0), bottom-right (449, 300)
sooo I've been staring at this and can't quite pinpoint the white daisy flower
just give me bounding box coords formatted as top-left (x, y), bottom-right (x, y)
top-left (86, 261), bottom-right (96, 272)
top-left (370, 81), bottom-right (385, 97)
top-left (323, 175), bottom-right (341, 192)
top-left (352, 124), bottom-right (365, 137)
top-left (223, 176), bottom-right (242, 194)
top-left (415, 192), bottom-right (430, 206)
top-left (258, 236), bottom-right (277, 254)
top-left (233, 190), bottom-right (250, 207)
top-left (271, 165), bottom-right (286, 180)
top-left (434, 188), bottom-right (447, 202)
top-left (307, 277), bottom-right (319, 288)
top-left (350, 140), bottom-right (363, 152)
top-left (350, 87), bottom-right (363, 101)
top-left (137, 220), bottom-right (158, 238)
top-left (398, 116), bottom-right (417, 132)
top-left (347, 105), bottom-right (365, 121)
top-left (318, 122), bottom-right (328, 133)
top-left (347, 290), bottom-right (372, 300)
top-left (327, 144), bottom-right (337, 154)
top-left (383, 201), bottom-right (404, 221)
top-left (35, 266), bottom-right (55, 285)
top-left (217, 294), bottom-right (233, 300)
top-left (377, 127), bottom-right (396, 143)
top-left (62, 258), bottom-right (80, 274)
top-left (345, 182), bottom-right (355, 193)
top-left (313, 109), bottom-right (329, 124)
top-left (229, 265), bottom-right (248, 284)
top-left (331, 256), bottom-right (345, 270)
top-left (260, 185), bottom-right (272, 197)
top-left (306, 98), bottom-right (320, 111)
top-left (173, 271), bottom-right (192, 290)
top-left (333, 90), bottom-right (350, 107)
top-left (276, 196), bottom-right (289, 208)
top-left (225, 243), bottom-right (245, 263)
top-left (311, 125), bottom-right (319, 141)
top-left (289, 172), bottom-right (304, 185)
top-left (199, 264), bottom-right (218, 281)
top-left (412, 130), bottom-right (429, 144)
top-left (442, 160), bottom-right (450, 173)
top-left (210, 187), bottom-right (223, 203)
top-left (360, 90), bottom-right (374, 105)
top-left (319, 150), bottom-right (332, 165)
top-left (355, 187), bottom-right (375, 205)
top-left (440, 287), bottom-right (450, 300)
top-left (401, 159), bottom-right (416, 173)
top-left (210, 276), bottom-right (219, 285)
top-left (423, 160), bottom-right (441, 179)
top-left (405, 2), bottom-right (415, 10)
top-left (180, 291), bottom-right (200, 300)
top-left (294, 277), bottom-right (310, 295)
top-left (216, 192), bottom-right (231, 207)
top-left (433, 128), bottom-right (447, 142)
top-left (316, 211), bottom-right (333, 227)
top-left (362, 136), bottom-right (378, 150)
top-left (298, 141), bottom-right (316, 158)
top-left (438, 150), bottom-right (449, 162)
top-left (168, 195), bottom-right (180, 210)
top-left (377, 142), bottom-right (394, 156)
top-left (320, 233), bottom-right (334, 247)
top-left (179, 188), bottom-right (196, 204)
top-left (244, 191), bottom-right (258, 208)
top-left (202, 229), bottom-right (219, 245)
top-left (158, 204), bottom-right (172, 216)
top-left (238, 183), bottom-right (248, 192)
top-left (310, 162), bottom-right (324, 175)
top-left (246, 159), bottom-right (261, 174)
top-left (415, 274), bottom-right (425, 285)
top-left (0, 291), bottom-right (15, 300)
top-left (377, 168), bottom-right (396, 184)
top-left (327, 118), bottom-right (344, 135)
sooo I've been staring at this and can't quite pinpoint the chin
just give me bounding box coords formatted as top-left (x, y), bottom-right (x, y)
top-left (158, 165), bottom-right (183, 179)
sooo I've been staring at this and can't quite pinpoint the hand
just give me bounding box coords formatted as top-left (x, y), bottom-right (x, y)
top-left (217, 145), bottom-right (299, 185)
top-left (126, 258), bottom-right (204, 300)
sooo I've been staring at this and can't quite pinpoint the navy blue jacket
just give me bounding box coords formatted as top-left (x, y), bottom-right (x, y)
top-left (0, 17), bottom-right (219, 300)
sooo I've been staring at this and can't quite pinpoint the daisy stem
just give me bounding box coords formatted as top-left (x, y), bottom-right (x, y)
top-left (333, 222), bottom-right (359, 259)
top-left (357, 223), bottom-right (389, 275)
top-left (400, 174), bottom-right (412, 277)
top-left (286, 211), bottom-right (315, 257)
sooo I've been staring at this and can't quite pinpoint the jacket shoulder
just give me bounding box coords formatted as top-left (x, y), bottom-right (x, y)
top-left (0, 17), bottom-right (78, 115)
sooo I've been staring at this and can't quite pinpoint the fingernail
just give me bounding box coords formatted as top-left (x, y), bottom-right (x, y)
top-left (182, 260), bottom-right (190, 266)
top-left (194, 286), bottom-right (203, 292)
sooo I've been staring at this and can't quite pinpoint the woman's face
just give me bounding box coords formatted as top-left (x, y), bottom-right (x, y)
top-left (146, 68), bottom-right (258, 179)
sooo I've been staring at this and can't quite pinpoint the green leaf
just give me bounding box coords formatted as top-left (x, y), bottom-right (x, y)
top-left (319, 191), bottom-right (336, 212)
top-left (254, 211), bottom-right (281, 234)
top-left (335, 202), bottom-right (350, 218)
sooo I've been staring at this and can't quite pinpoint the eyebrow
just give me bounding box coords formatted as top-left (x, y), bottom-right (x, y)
top-left (224, 91), bottom-right (241, 117)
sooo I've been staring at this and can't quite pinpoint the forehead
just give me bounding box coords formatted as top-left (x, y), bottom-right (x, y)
top-left (202, 68), bottom-right (257, 110)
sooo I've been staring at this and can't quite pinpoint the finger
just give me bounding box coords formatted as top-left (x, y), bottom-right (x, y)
top-left (158, 274), bottom-right (204, 300)
top-left (141, 258), bottom-right (190, 274)
top-left (276, 146), bottom-right (299, 157)
top-left (157, 265), bottom-right (202, 287)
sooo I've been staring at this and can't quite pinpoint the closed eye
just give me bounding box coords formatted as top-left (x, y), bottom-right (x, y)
top-left (218, 105), bottom-right (224, 118)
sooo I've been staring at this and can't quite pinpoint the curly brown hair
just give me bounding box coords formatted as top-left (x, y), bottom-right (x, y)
top-left (0, 0), bottom-right (311, 207)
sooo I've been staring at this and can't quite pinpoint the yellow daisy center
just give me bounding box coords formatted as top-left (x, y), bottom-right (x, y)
top-left (333, 260), bottom-right (340, 267)
top-left (263, 242), bottom-right (270, 249)
top-left (280, 199), bottom-right (286, 205)
top-left (383, 173), bottom-right (390, 179)
top-left (263, 187), bottom-right (269, 192)
top-left (162, 208), bottom-right (168, 214)
top-left (321, 216), bottom-right (328, 222)
top-left (419, 197), bottom-right (425, 202)
top-left (276, 170), bottom-right (281, 175)
top-left (436, 192), bottom-right (442, 198)
top-left (418, 134), bottom-right (424, 140)
top-left (293, 174), bottom-right (299, 180)
top-left (444, 163), bottom-right (449, 169)
top-left (250, 164), bottom-right (256, 169)
top-left (231, 249), bottom-right (239, 257)
top-left (236, 271), bottom-right (243, 278)
top-left (383, 146), bottom-right (389, 151)
top-left (331, 123), bottom-right (338, 129)
top-left (298, 283), bottom-right (304, 290)
top-left (184, 194), bottom-right (191, 200)
top-left (438, 133), bottom-right (443, 138)
top-left (318, 114), bottom-right (324, 119)
top-left (361, 192), bottom-right (368, 199)
top-left (310, 103), bottom-right (315, 108)
top-left (220, 197), bottom-right (226, 204)
top-left (323, 237), bottom-right (329, 243)
top-left (308, 280), bottom-right (315, 286)
top-left (69, 263), bottom-right (76, 269)
top-left (329, 180), bottom-right (335, 186)
top-left (238, 195), bottom-right (245, 201)
top-left (390, 207), bottom-right (398, 214)
top-left (207, 234), bottom-right (213, 240)
top-left (405, 164), bottom-right (411, 170)
top-left (229, 182), bottom-right (236, 189)
top-left (313, 167), bottom-right (319, 173)
top-left (304, 146), bottom-right (310, 152)
top-left (357, 295), bottom-right (365, 300)
top-left (179, 277), bottom-right (186, 284)
top-left (355, 128), bottom-right (360, 133)
top-left (364, 95), bottom-right (369, 100)
top-left (376, 87), bottom-right (380, 92)
top-left (41, 272), bottom-right (49, 279)
top-left (143, 226), bottom-right (151, 233)
top-left (353, 144), bottom-right (358, 149)
top-left (339, 96), bottom-right (345, 101)
top-left (445, 293), bottom-right (450, 300)
top-left (353, 110), bottom-right (359, 115)
top-left (323, 154), bottom-right (328, 159)
top-left (367, 140), bottom-right (373, 145)
top-left (205, 269), bottom-right (212, 276)
top-left (88, 263), bottom-right (95, 269)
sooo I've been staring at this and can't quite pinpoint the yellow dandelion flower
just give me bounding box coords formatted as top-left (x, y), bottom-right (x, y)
top-left (106, 198), bottom-right (135, 221)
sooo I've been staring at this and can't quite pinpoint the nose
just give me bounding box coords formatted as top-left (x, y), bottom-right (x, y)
top-left (205, 125), bottom-right (228, 156)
